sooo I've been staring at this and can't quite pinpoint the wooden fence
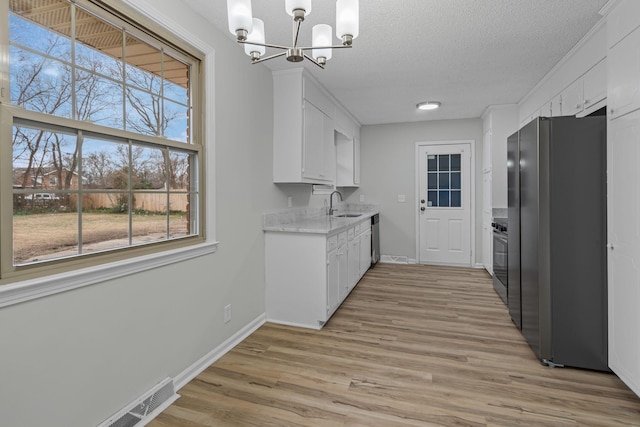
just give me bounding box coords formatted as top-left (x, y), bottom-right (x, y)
top-left (83, 192), bottom-right (189, 212)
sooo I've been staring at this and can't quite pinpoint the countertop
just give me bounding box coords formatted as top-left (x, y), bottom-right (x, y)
top-left (263, 206), bottom-right (378, 235)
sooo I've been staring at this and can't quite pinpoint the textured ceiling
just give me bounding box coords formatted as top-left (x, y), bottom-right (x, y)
top-left (184, 0), bottom-right (608, 125)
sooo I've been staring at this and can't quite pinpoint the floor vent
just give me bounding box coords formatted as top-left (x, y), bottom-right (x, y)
top-left (97, 378), bottom-right (179, 427)
top-left (381, 255), bottom-right (408, 264)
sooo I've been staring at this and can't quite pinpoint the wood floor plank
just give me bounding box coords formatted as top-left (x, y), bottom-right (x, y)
top-left (149, 263), bottom-right (640, 426)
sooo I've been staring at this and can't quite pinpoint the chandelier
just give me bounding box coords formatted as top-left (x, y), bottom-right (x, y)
top-left (226, 0), bottom-right (359, 69)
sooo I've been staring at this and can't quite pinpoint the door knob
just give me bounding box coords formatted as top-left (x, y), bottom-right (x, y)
top-left (421, 199), bottom-right (425, 204)
top-left (420, 207), bottom-right (426, 211)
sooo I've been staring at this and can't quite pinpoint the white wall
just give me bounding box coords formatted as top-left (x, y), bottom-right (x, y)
top-left (0, 1), bottom-right (291, 425)
top-left (345, 119), bottom-right (484, 264)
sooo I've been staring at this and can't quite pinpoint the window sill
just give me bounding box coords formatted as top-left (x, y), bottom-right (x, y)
top-left (0, 241), bottom-right (219, 308)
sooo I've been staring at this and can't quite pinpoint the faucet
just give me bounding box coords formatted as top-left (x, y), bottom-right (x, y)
top-left (329, 190), bottom-right (343, 216)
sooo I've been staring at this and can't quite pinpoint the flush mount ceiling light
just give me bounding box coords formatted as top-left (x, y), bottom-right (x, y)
top-left (417, 101), bottom-right (441, 111)
top-left (227, 0), bottom-right (359, 69)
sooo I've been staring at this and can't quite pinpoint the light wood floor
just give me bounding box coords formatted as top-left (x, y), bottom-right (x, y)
top-left (149, 263), bottom-right (640, 426)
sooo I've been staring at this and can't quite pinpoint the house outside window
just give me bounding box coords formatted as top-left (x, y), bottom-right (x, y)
top-left (0, 0), bottom-right (205, 284)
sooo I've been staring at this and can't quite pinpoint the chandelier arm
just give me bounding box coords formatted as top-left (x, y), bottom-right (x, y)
top-left (300, 45), bottom-right (353, 51)
top-left (238, 40), bottom-right (290, 50)
top-left (293, 19), bottom-right (302, 48)
top-left (303, 53), bottom-right (326, 69)
top-left (250, 51), bottom-right (287, 64)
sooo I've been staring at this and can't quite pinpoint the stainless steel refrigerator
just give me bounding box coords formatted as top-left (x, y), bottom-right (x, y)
top-left (507, 115), bottom-right (609, 371)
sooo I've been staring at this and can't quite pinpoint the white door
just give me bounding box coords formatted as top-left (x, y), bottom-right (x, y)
top-left (608, 109), bottom-right (640, 397)
top-left (418, 143), bottom-right (472, 266)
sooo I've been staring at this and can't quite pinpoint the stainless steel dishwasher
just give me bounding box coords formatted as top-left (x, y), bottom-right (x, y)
top-left (371, 214), bottom-right (380, 266)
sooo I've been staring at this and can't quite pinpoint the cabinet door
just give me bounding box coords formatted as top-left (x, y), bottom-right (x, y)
top-left (607, 109), bottom-right (640, 397)
top-left (360, 229), bottom-right (372, 276)
top-left (353, 136), bottom-right (361, 185)
top-left (327, 248), bottom-right (340, 315)
top-left (303, 101), bottom-right (327, 181)
top-left (583, 60), bottom-right (607, 110)
top-left (608, 27), bottom-right (640, 119)
top-left (348, 237), bottom-right (360, 291)
top-left (338, 244), bottom-right (349, 301)
top-left (561, 78), bottom-right (584, 116)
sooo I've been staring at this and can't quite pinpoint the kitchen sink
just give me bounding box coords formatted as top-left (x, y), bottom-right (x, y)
top-left (333, 213), bottom-right (363, 218)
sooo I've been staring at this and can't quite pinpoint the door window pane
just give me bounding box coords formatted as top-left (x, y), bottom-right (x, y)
top-left (439, 172), bottom-right (450, 189)
top-left (428, 173), bottom-right (437, 189)
top-left (451, 154), bottom-right (461, 171)
top-left (439, 155), bottom-right (450, 171)
top-left (427, 191), bottom-right (437, 207)
top-left (438, 191), bottom-right (450, 207)
top-left (451, 190), bottom-right (461, 207)
top-left (451, 172), bottom-right (461, 190)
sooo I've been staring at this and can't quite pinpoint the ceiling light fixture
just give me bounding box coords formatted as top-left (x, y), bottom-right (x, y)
top-left (226, 0), bottom-right (359, 69)
top-left (417, 101), bottom-right (441, 111)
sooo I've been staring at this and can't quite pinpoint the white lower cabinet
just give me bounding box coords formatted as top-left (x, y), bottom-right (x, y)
top-left (348, 227), bottom-right (360, 291)
top-left (265, 219), bottom-right (372, 330)
top-left (338, 232), bottom-right (349, 301)
top-left (327, 246), bottom-right (340, 316)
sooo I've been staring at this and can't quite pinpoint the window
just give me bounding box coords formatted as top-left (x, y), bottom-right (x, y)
top-left (1, 0), bottom-right (204, 284)
top-left (427, 154), bottom-right (462, 208)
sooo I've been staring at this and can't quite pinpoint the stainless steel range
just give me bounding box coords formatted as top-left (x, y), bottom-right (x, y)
top-left (491, 218), bottom-right (508, 305)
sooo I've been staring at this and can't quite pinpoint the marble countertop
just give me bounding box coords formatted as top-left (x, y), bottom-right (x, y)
top-left (263, 204), bottom-right (379, 235)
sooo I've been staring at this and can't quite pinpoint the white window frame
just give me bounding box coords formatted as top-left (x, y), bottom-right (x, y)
top-left (0, 0), bottom-right (218, 308)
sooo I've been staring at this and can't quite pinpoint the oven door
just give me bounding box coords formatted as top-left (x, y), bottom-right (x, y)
top-left (492, 230), bottom-right (508, 304)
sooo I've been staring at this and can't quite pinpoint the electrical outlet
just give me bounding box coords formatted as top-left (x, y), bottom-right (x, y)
top-left (224, 304), bottom-right (231, 323)
top-left (397, 194), bottom-right (406, 203)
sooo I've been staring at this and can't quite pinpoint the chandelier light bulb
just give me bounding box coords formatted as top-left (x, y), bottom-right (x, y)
top-left (286, 0), bottom-right (312, 18)
top-left (227, 0), bottom-right (253, 39)
top-left (244, 18), bottom-right (266, 59)
top-left (336, 0), bottom-right (359, 45)
top-left (312, 24), bottom-right (333, 63)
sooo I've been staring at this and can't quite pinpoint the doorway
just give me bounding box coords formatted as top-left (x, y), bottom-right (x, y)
top-left (416, 141), bottom-right (474, 266)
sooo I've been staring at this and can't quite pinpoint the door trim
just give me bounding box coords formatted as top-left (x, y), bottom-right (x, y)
top-left (415, 140), bottom-right (476, 267)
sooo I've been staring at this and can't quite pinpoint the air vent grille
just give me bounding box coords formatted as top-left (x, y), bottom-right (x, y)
top-left (97, 378), bottom-right (179, 427)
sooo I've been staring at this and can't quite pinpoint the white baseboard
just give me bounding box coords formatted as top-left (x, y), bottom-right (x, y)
top-left (173, 313), bottom-right (266, 390)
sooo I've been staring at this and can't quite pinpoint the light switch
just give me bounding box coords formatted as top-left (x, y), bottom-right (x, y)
top-left (359, 194), bottom-right (365, 202)
top-left (397, 194), bottom-right (406, 203)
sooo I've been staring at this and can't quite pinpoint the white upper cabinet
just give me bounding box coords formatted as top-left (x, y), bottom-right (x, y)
top-left (558, 59), bottom-right (606, 117)
top-left (273, 69), bottom-right (335, 184)
top-left (273, 68), bottom-right (360, 186)
top-left (608, 26), bottom-right (640, 120)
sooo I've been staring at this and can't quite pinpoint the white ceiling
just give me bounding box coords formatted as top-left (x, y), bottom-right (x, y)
top-left (183, 0), bottom-right (608, 125)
